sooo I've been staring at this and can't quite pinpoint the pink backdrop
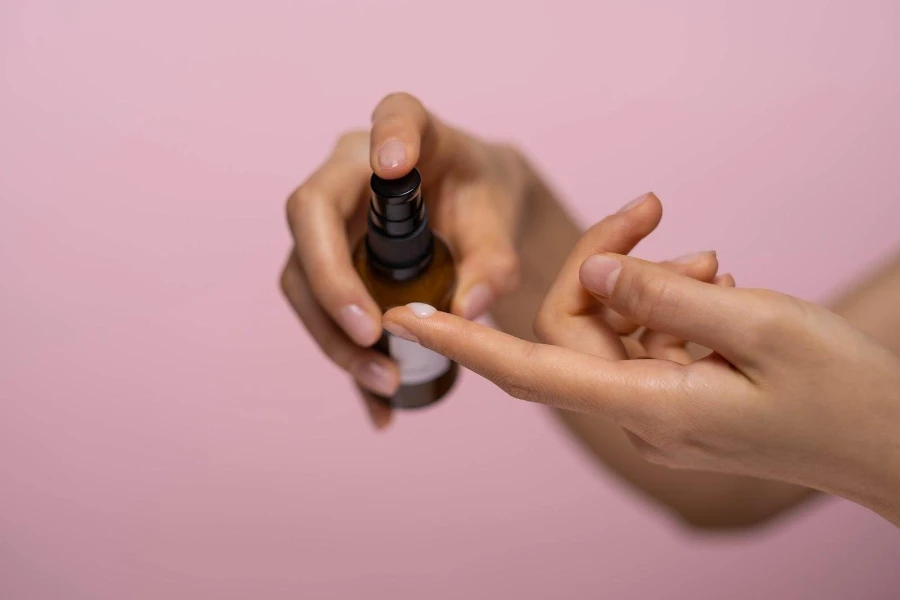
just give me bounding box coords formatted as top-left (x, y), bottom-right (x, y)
top-left (2, 1), bottom-right (899, 598)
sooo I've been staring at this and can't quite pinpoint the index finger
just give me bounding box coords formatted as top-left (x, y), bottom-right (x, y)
top-left (382, 304), bottom-right (686, 424)
top-left (369, 93), bottom-right (462, 181)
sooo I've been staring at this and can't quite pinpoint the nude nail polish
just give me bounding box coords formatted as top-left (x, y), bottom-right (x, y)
top-left (378, 140), bottom-right (406, 169)
top-left (461, 283), bottom-right (494, 320)
top-left (617, 194), bottom-right (647, 213)
top-left (353, 168), bottom-right (458, 410)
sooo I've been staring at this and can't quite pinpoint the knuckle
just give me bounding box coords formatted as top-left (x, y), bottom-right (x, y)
top-left (493, 343), bottom-right (542, 401)
top-left (620, 271), bottom-right (682, 328)
top-left (279, 265), bottom-right (292, 297)
top-left (384, 91), bottom-right (420, 108)
top-left (743, 290), bottom-right (797, 348)
top-left (374, 92), bottom-right (422, 120)
top-left (494, 372), bottom-right (535, 402)
top-left (286, 186), bottom-right (314, 222)
top-left (334, 130), bottom-right (367, 151)
top-left (492, 251), bottom-right (521, 291)
top-left (496, 376), bottom-right (530, 401)
top-left (372, 113), bottom-right (408, 133)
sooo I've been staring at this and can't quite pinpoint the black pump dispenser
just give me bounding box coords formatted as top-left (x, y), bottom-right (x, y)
top-left (366, 168), bottom-right (433, 280)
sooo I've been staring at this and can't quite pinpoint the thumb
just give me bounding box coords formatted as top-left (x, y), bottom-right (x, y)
top-left (579, 253), bottom-right (763, 367)
top-left (382, 303), bottom-right (685, 424)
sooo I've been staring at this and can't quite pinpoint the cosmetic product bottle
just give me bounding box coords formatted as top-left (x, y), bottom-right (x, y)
top-left (353, 167), bottom-right (458, 409)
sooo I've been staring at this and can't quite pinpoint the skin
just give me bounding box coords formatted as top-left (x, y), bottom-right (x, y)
top-left (282, 93), bottom-right (900, 529)
top-left (382, 202), bottom-right (900, 527)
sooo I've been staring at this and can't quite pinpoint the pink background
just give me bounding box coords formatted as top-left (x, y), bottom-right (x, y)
top-left (2, 1), bottom-right (899, 598)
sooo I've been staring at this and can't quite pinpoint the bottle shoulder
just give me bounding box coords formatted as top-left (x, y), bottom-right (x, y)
top-left (354, 236), bottom-right (457, 312)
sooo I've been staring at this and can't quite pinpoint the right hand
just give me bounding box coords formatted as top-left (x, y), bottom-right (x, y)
top-left (382, 199), bottom-right (900, 524)
top-left (281, 93), bottom-right (531, 428)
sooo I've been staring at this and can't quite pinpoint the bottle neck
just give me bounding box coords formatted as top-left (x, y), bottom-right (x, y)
top-left (366, 169), bottom-right (434, 282)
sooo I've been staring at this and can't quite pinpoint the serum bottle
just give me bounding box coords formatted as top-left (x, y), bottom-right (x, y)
top-left (353, 168), bottom-right (458, 409)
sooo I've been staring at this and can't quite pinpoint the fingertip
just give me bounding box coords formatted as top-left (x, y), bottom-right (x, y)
top-left (640, 192), bottom-right (664, 228)
top-left (456, 282), bottom-right (496, 320)
top-left (360, 391), bottom-right (393, 430)
top-left (352, 355), bottom-right (400, 397)
top-left (597, 191), bottom-right (662, 244)
top-left (579, 253), bottom-right (623, 298)
top-left (381, 305), bottom-right (408, 327)
top-left (451, 248), bottom-right (519, 319)
top-left (369, 98), bottom-right (424, 177)
top-left (668, 250), bottom-right (719, 282)
top-left (621, 191), bottom-right (662, 221)
top-left (382, 305), bottom-right (423, 343)
top-left (371, 138), bottom-right (417, 178)
top-left (337, 303), bottom-right (384, 347)
top-left (715, 273), bottom-right (736, 288)
top-left (671, 250), bottom-right (716, 266)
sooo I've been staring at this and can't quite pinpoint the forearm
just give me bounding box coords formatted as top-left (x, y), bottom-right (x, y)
top-left (825, 253), bottom-right (900, 526)
top-left (829, 251), bottom-right (900, 355)
top-left (490, 160), bottom-right (815, 530)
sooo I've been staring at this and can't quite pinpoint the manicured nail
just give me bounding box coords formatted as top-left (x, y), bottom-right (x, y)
top-left (377, 139), bottom-right (406, 169)
top-left (617, 193), bottom-right (648, 214)
top-left (672, 250), bottom-right (716, 264)
top-left (580, 255), bottom-right (622, 297)
top-left (338, 304), bottom-right (380, 346)
top-left (407, 302), bottom-right (436, 318)
top-left (383, 321), bottom-right (418, 344)
top-left (353, 360), bottom-right (398, 397)
top-left (461, 283), bottom-right (494, 320)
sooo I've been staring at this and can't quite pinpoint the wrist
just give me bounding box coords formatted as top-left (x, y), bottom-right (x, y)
top-left (830, 391), bottom-right (900, 527)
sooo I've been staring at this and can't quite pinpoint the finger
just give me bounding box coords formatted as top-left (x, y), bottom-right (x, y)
top-left (281, 254), bottom-right (399, 427)
top-left (369, 92), bottom-right (461, 180)
top-left (445, 183), bottom-right (521, 319)
top-left (533, 192), bottom-right (662, 357)
top-left (359, 389), bottom-right (393, 431)
top-left (605, 250), bottom-right (719, 335)
top-left (382, 303), bottom-right (686, 425)
top-left (580, 253), bottom-right (766, 367)
top-left (685, 273), bottom-right (739, 361)
top-left (287, 134), bottom-right (383, 347)
top-left (640, 328), bottom-right (694, 365)
top-left (714, 273), bottom-right (736, 287)
top-left (641, 270), bottom-right (738, 362)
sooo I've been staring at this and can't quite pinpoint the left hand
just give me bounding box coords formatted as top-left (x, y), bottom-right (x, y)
top-left (280, 93), bottom-right (531, 427)
top-left (382, 199), bottom-right (900, 527)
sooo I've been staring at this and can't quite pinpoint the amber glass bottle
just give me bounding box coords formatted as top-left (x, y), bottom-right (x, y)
top-left (353, 168), bottom-right (458, 409)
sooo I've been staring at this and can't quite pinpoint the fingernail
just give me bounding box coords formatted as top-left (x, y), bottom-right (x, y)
top-left (672, 250), bottom-right (716, 264)
top-left (580, 255), bottom-right (622, 297)
top-left (338, 304), bottom-right (380, 346)
top-left (353, 360), bottom-right (398, 397)
top-left (461, 284), bottom-right (494, 320)
top-left (378, 139), bottom-right (407, 169)
top-left (617, 193), bottom-right (648, 214)
top-left (383, 321), bottom-right (418, 344)
top-left (407, 302), bottom-right (436, 318)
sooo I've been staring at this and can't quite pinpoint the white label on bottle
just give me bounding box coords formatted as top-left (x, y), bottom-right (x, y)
top-left (388, 333), bottom-right (451, 385)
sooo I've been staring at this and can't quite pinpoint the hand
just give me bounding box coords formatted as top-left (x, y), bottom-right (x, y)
top-left (382, 197), bottom-right (900, 526)
top-left (281, 93), bottom-right (529, 427)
